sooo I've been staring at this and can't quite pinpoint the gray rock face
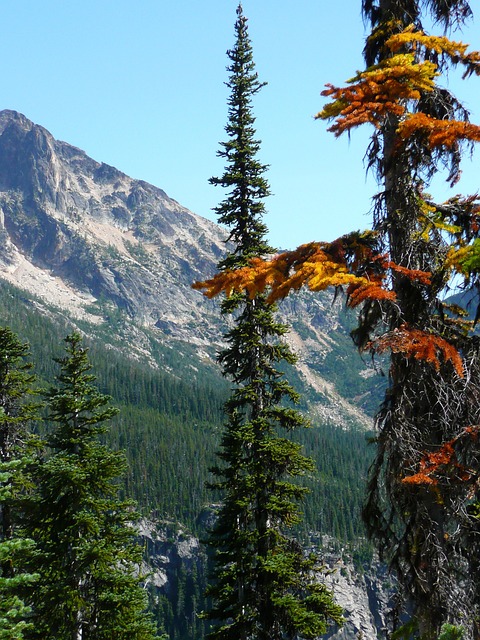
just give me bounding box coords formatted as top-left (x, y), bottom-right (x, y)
top-left (0, 109), bottom-right (225, 343)
top-left (325, 557), bottom-right (393, 639)
top-left (139, 519), bottom-right (202, 592)
top-left (138, 520), bottom-right (394, 640)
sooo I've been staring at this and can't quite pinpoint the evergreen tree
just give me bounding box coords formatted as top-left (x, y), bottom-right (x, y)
top-left (0, 327), bottom-right (39, 549)
top-left (0, 327), bottom-right (39, 639)
top-left (198, 5), bottom-right (342, 639)
top-left (24, 332), bottom-right (156, 640)
top-left (0, 460), bottom-right (37, 640)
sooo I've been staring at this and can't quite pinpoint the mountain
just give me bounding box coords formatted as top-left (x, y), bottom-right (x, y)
top-left (0, 108), bottom-right (380, 540)
top-left (0, 109), bottom-right (383, 427)
top-left (0, 109), bottom-right (224, 341)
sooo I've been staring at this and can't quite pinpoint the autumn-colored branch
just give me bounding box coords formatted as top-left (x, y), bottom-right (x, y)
top-left (385, 25), bottom-right (480, 78)
top-left (317, 24), bottom-right (480, 143)
top-left (397, 113), bottom-right (480, 148)
top-left (317, 53), bottom-right (437, 136)
top-left (368, 324), bottom-right (464, 377)
top-left (194, 232), bottom-right (433, 304)
top-left (402, 425), bottom-right (480, 486)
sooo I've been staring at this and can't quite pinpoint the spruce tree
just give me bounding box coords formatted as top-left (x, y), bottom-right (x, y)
top-left (0, 327), bottom-right (39, 639)
top-left (24, 333), bottom-right (156, 640)
top-left (199, 5), bottom-right (342, 639)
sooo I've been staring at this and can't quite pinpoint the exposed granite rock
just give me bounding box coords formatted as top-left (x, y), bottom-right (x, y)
top-left (325, 556), bottom-right (393, 639)
top-left (139, 519), bottom-right (205, 597)
top-left (138, 520), bottom-right (394, 640)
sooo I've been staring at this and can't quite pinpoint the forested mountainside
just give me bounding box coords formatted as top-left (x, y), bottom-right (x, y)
top-left (0, 109), bottom-right (384, 424)
top-left (0, 280), bottom-right (382, 640)
top-left (0, 280), bottom-right (373, 542)
top-left (0, 110), bottom-right (384, 638)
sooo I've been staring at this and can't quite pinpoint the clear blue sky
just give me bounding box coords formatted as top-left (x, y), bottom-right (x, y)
top-left (2, 1), bottom-right (479, 249)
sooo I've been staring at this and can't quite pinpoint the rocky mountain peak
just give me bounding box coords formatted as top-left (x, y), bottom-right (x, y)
top-left (0, 109), bottom-right (35, 135)
top-left (0, 110), bottom-right (55, 193)
top-left (0, 109), bottom-right (227, 333)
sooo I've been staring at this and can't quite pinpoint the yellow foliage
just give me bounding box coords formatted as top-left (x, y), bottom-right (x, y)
top-left (318, 25), bottom-right (480, 139)
top-left (386, 25), bottom-right (480, 75)
top-left (446, 246), bottom-right (472, 274)
top-left (445, 240), bottom-right (480, 278)
top-left (193, 243), bottom-right (374, 303)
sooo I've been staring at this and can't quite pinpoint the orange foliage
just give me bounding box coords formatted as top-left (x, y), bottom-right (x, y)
top-left (346, 282), bottom-right (395, 307)
top-left (388, 262), bottom-right (432, 285)
top-left (402, 426), bottom-right (480, 486)
top-left (397, 113), bottom-right (480, 149)
top-left (318, 54), bottom-right (437, 136)
top-left (368, 324), bottom-right (464, 377)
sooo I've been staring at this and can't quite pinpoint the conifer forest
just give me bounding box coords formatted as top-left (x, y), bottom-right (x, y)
top-left (1, 1), bottom-right (480, 639)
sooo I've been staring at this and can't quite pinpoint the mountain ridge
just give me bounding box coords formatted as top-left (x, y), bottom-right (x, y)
top-left (0, 109), bottom-right (381, 428)
top-left (0, 109), bottom-right (224, 335)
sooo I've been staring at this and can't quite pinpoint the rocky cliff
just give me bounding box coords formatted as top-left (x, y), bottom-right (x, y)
top-left (0, 109), bottom-right (225, 341)
top-left (139, 520), bottom-right (394, 640)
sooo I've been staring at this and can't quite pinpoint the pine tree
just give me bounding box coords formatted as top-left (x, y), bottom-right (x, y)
top-left (0, 327), bottom-right (39, 639)
top-left (24, 333), bottom-right (156, 640)
top-left (198, 5), bottom-right (342, 639)
top-left (0, 460), bottom-right (37, 640)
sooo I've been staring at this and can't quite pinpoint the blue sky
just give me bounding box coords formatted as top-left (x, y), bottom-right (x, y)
top-left (2, 1), bottom-right (479, 249)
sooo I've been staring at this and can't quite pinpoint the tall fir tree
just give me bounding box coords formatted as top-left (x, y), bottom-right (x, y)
top-left (198, 5), bottom-right (342, 639)
top-left (24, 333), bottom-right (156, 640)
top-left (0, 328), bottom-right (39, 639)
